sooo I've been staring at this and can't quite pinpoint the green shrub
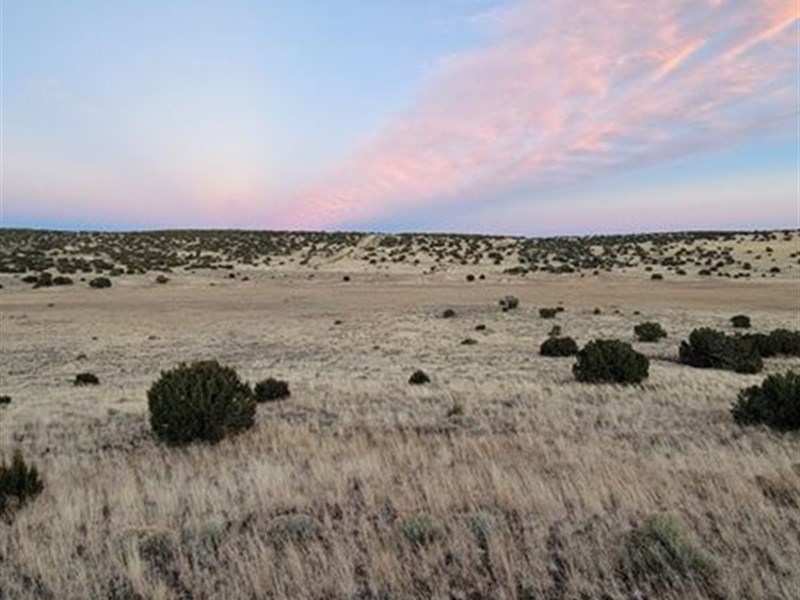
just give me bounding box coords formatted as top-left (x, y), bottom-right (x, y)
top-left (573, 339), bottom-right (649, 384)
top-left (147, 360), bottom-right (256, 446)
top-left (731, 315), bottom-right (751, 328)
top-left (731, 371), bottom-right (799, 431)
top-left (465, 274), bottom-right (475, 282)
top-left (0, 395), bottom-right (10, 405)
top-left (539, 307), bottom-right (558, 319)
top-left (409, 370), bottom-right (430, 385)
top-left (742, 329), bottom-right (800, 358)
top-left (624, 515), bottom-right (715, 590)
top-left (52, 275), bottom-right (73, 285)
top-left (74, 372), bottom-right (99, 386)
top-left (499, 295), bottom-right (519, 311)
top-left (634, 322), bottom-right (667, 342)
top-left (540, 336), bottom-right (579, 357)
top-left (155, 274), bottom-right (170, 284)
top-left (0, 450), bottom-right (44, 516)
top-left (254, 378), bottom-right (290, 402)
top-left (442, 308), bottom-right (456, 318)
top-left (650, 273), bottom-right (664, 280)
top-left (88, 277), bottom-right (112, 289)
top-left (679, 328), bottom-right (763, 374)
top-left (548, 324), bottom-right (562, 338)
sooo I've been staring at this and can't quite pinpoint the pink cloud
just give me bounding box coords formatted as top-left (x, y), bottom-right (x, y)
top-left (275, 0), bottom-right (798, 230)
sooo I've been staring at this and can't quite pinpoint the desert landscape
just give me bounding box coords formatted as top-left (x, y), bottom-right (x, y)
top-left (0, 228), bottom-right (798, 600)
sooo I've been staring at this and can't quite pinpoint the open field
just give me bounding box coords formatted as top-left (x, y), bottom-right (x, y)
top-left (0, 229), bottom-right (799, 599)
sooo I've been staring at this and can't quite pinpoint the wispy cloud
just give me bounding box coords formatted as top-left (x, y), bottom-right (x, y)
top-left (277, 0), bottom-right (798, 229)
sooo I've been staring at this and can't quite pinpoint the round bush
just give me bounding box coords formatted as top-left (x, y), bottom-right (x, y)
top-left (442, 308), bottom-right (456, 318)
top-left (731, 371), bottom-right (799, 431)
top-left (254, 378), bottom-right (290, 402)
top-left (88, 277), bottom-right (112, 289)
top-left (540, 336), bottom-right (579, 357)
top-left (730, 315), bottom-right (751, 329)
top-left (573, 339), bottom-right (649, 384)
top-left (74, 372), bottom-right (99, 386)
top-left (539, 307), bottom-right (558, 319)
top-left (409, 370), bottom-right (430, 385)
top-left (679, 328), bottom-right (762, 374)
top-left (148, 360), bottom-right (256, 446)
top-left (634, 322), bottom-right (667, 342)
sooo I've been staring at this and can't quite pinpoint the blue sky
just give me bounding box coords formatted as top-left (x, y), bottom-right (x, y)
top-left (2, 0), bottom-right (798, 234)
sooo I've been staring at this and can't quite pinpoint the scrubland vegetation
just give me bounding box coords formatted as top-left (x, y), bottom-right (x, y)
top-left (0, 229), bottom-right (798, 599)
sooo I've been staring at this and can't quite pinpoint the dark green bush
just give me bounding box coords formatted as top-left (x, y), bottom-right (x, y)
top-left (548, 324), bottom-right (562, 337)
top-left (540, 336), bottom-right (579, 357)
top-left (742, 329), bottom-right (800, 358)
top-left (0, 395), bottom-right (10, 405)
top-left (679, 328), bottom-right (763, 373)
top-left (730, 315), bottom-right (751, 328)
top-left (539, 307), bottom-right (558, 319)
top-left (52, 275), bottom-right (73, 285)
top-left (731, 371), bottom-right (799, 431)
top-left (147, 360), bottom-right (256, 446)
top-left (74, 372), bottom-right (99, 386)
top-left (573, 339), bottom-right (649, 384)
top-left (650, 273), bottom-right (664, 280)
top-left (88, 277), bottom-right (112, 289)
top-left (254, 378), bottom-right (290, 402)
top-left (623, 515), bottom-right (716, 591)
top-left (409, 370), bottom-right (430, 385)
top-left (0, 450), bottom-right (44, 516)
top-left (499, 295), bottom-right (519, 311)
top-left (634, 322), bottom-right (667, 342)
top-left (442, 308), bottom-right (456, 318)
top-left (465, 274), bottom-right (475, 282)
top-left (155, 274), bottom-right (170, 284)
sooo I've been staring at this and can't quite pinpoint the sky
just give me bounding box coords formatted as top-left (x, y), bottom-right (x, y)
top-left (1, 0), bottom-right (798, 235)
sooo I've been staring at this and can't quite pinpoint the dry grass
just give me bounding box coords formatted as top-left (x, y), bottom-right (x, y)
top-left (1, 243), bottom-right (799, 599)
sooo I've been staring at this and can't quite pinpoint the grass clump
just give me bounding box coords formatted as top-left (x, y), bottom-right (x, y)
top-left (540, 336), bottom-right (579, 357)
top-left (731, 371), bottom-right (799, 431)
top-left (623, 515), bottom-right (716, 592)
top-left (679, 328), bottom-right (763, 374)
top-left (573, 339), bottom-right (649, 384)
top-left (400, 513), bottom-right (441, 548)
top-left (0, 450), bottom-right (44, 517)
top-left (634, 322), bottom-right (667, 342)
top-left (254, 377), bottom-right (290, 402)
top-left (147, 360), bottom-right (256, 446)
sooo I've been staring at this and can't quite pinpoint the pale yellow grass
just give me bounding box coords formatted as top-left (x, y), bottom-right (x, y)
top-left (0, 271), bottom-right (798, 599)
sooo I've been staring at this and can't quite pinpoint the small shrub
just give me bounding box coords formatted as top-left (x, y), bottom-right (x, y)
top-left (466, 274), bottom-right (475, 282)
top-left (155, 274), bottom-right (170, 284)
top-left (731, 315), bottom-right (751, 329)
top-left (460, 338), bottom-right (478, 345)
top-left (267, 514), bottom-right (321, 547)
top-left (74, 372), bottom-right (99, 386)
top-left (88, 277), bottom-right (112, 289)
top-left (0, 450), bottom-right (44, 516)
top-left (254, 378), bottom-right (290, 402)
top-left (573, 339), bottom-right (649, 384)
top-left (623, 515), bottom-right (716, 591)
top-left (548, 324), bottom-right (562, 337)
top-left (731, 371), bottom-right (799, 431)
top-left (650, 273), bottom-right (664, 280)
top-left (52, 276), bottom-right (73, 286)
top-left (446, 403), bottom-right (465, 418)
top-left (540, 336), bottom-right (579, 357)
top-left (342, 275), bottom-right (351, 282)
top-left (442, 308), bottom-right (456, 318)
top-left (539, 307), bottom-right (558, 319)
top-left (0, 396), bottom-right (10, 405)
top-left (499, 295), bottom-right (519, 311)
top-left (409, 370), bottom-right (430, 385)
top-left (593, 307), bottom-right (602, 315)
top-left (634, 322), bottom-right (667, 342)
top-left (679, 328), bottom-right (763, 374)
top-left (475, 324), bottom-right (487, 331)
top-left (148, 360), bottom-right (256, 446)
